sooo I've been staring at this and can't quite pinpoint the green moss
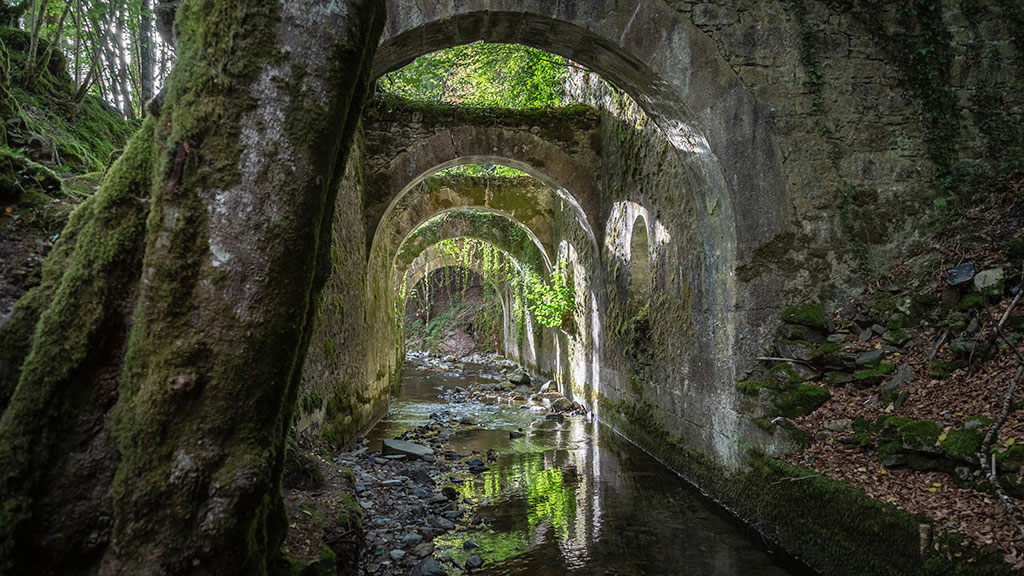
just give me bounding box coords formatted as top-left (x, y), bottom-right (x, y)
top-left (809, 341), bottom-right (843, 360)
top-left (930, 359), bottom-right (963, 379)
top-left (854, 362), bottom-right (895, 385)
top-left (851, 417), bottom-right (873, 448)
top-left (0, 147), bottom-right (61, 205)
top-left (940, 428), bottom-right (982, 458)
top-left (770, 361), bottom-right (807, 384)
top-left (334, 491), bottom-right (362, 530)
top-left (886, 313), bottom-right (906, 330)
top-left (1008, 238), bottom-right (1024, 263)
top-left (878, 417), bottom-right (942, 451)
top-left (885, 328), bottom-right (909, 345)
top-left (737, 378), bottom-right (829, 418)
top-left (737, 378), bottom-right (773, 396)
top-left (775, 384), bottom-right (831, 418)
top-left (959, 292), bottom-right (984, 310)
top-left (781, 302), bottom-right (828, 329)
top-left (0, 116), bottom-right (157, 572)
top-left (900, 420), bottom-right (942, 451)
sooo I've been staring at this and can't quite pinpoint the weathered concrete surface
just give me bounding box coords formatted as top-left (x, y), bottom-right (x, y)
top-left (297, 137), bottom-right (398, 449)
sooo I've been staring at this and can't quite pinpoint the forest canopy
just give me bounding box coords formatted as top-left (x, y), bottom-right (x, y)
top-left (378, 42), bottom-right (577, 109)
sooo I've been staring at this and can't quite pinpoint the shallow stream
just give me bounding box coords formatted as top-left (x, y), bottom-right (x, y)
top-left (367, 361), bottom-right (809, 576)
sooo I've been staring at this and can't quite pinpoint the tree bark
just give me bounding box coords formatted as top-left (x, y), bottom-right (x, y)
top-left (138, 0), bottom-right (154, 106)
top-left (0, 0), bottom-right (386, 574)
top-left (25, 0), bottom-right (47, 66)
top-left (27, 0), bottom-right (71, 83)
top-left (113, 7), bottom-right (135, 120)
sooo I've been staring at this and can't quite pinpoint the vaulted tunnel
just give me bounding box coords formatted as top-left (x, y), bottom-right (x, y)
top-left (5, 0), bottom-right (1018, 573)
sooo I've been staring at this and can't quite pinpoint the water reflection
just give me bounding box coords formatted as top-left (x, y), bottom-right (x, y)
top-left (369, 365), bottom-right (804, 576)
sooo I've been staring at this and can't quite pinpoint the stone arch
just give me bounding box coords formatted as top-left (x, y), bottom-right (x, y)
top-left (392, 208), bottom-right (552, 291)
top-left (378, 173), bottom-right (567, 271)
top-left (399, 238), bottom-right (548, 365)
top-left (374, 1), bottom-right (790, 252)
top-left (373, 3), bottom-right (792, 465)
top-left (363, 108), bottom-right (603, 259)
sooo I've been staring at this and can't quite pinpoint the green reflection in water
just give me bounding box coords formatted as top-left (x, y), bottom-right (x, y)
top-left (435, 528), bottom-right (530, 565)
top-left (526, 466), bottom-right (575, 540)
top-left (441, 452), bottom-right (579, 565)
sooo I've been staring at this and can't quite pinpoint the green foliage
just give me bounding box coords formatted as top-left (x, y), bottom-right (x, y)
top-left (417, 236), bottom-right (575, 330)
top-left (378, 42), bottom-right (572, 108)
top-left (435, 163), bottom-right (527, 178)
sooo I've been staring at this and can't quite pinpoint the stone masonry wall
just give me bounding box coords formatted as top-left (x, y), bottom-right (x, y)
top-left (298, 134), bottom-right (400, 448)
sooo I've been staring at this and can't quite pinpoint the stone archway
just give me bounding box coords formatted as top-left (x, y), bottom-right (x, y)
top-left (362, 101), bottom-right (603, 254)
top-left (367, 1), bottom-right (797, 468)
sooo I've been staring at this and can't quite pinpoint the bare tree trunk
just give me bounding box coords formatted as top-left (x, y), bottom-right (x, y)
top-left (71, 0), bottom-right (80, 84)
top-left (113, 7), bottom-right (135, 119)
top-left (26, 0), bottom-right (48, 66)
top-left (138, 0), bottom-right (154, 105)
top-left (29, 0), bottom-right (71, 82)
top-left (0, 1), bottom-right (386, 574)
top-left (72, 47), bottom-right (97, 102)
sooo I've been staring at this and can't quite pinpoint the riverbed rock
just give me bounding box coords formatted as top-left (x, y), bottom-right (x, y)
top-left (508, 368), bottom-right (531, 385)
top-left (551, 396), bottom-right (573, 412)
top-left (411, 557), bottom-right (447, 576)
top-left (398, 467), bottom-right (435, 486)
top-left (401, 532), bottom-right (423, 547)
top-left (465, 555), bottom-right (484, 570)
top-left (382, 439), bottom-right (433, 460)
top-left (412, 542), bottom-right (435, 558)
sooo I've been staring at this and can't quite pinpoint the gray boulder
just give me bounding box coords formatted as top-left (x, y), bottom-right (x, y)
top-left (382, 439), bottom-right (433, 460)
top-left (507, 368), bottom-right (531, 385)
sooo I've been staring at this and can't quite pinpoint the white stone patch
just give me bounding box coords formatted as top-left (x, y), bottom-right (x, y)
top-left (168, 450), bottom-right (193, 486)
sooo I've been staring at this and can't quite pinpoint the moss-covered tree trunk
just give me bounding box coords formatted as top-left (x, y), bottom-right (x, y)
top-left (0, 0), bottom-right (385, 574)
